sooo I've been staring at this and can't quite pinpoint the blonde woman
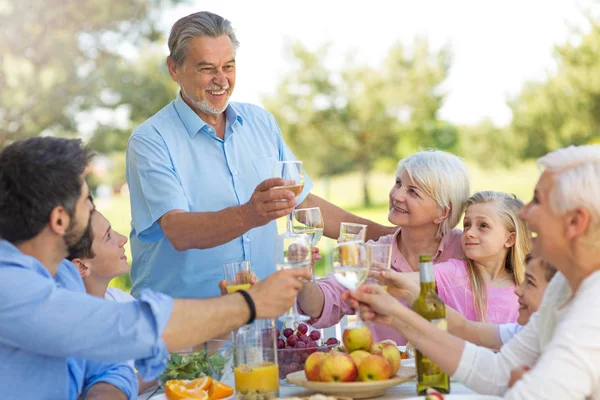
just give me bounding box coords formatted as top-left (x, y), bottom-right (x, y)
top-left (297, 149), bottom-right (470, 344)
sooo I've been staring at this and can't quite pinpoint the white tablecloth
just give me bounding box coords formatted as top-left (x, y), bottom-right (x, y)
top-left (138, 379), bottom-right (478, 399)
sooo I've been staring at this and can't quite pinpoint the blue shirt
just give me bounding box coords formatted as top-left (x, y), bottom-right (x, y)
top-left (0, 241), bottom-right (173, 399)
top-left (126, 94), bottom-right (313, 299)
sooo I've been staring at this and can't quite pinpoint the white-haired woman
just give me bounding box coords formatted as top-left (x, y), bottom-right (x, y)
top-left (347, 144), bottom-right (600, 399)
top-left (297, 149), bottom-right (471, 344)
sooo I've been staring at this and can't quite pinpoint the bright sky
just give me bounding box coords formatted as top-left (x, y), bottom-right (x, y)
top-left (161, 0), bottom-right (592, 126)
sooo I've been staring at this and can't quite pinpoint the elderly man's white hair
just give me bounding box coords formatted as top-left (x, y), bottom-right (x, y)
top-left (538, 144), bottom-right (600, 246)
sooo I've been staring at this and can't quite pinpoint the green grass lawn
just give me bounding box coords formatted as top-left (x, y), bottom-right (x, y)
top-left (101, 161), bottom-right (540, 291)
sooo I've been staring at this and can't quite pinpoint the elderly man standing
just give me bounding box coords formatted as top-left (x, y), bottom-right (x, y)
top-left (126, 11), bottom-right (394, 299)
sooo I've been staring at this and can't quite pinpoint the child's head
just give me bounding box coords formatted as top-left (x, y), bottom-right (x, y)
top-left (67, 210), bottom-right (129, 282)
top-left (389, 149), bottom-right (470, 238)
top-left (462, 191), bottom-right (531, 321)
top-left (515, 254), bottom-right (557, 325)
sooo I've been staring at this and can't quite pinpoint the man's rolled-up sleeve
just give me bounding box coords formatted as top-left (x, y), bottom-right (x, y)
top-left (82, 360), bottom-right (138, 400)
top-left (0, 268), bottom-right (173, 380)
top-left (126, 131), bottom-right (190, 242)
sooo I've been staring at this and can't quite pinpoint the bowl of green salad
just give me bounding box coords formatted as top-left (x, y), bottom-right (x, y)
top-left (158, 339), bottom-right (233, 385)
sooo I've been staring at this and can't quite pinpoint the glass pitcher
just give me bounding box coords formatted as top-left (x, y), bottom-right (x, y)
top-left (233, 319), bottom-right (279, 400)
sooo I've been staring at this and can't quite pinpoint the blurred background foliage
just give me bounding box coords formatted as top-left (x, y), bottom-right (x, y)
top-left (1, 0), bottom-right (599, 290)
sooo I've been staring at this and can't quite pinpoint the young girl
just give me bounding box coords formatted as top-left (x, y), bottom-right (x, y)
top-left (297, 149), bottom-right (471, 343)
top-left (67, 209), bottom-right (156, 394)
top-left (389, 191), bottom-right (531, 324)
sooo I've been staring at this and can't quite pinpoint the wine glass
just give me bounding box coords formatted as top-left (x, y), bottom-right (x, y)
top-left (275, 232), bottom-right (312, 324)
top-left (331, 241), bottom-right (370, 326)
top-left (271, 161), bottom-right (304, 232)
top-left (339, 222), bottom-right (367, 242)
top-left (292, 207), bottom-right (324, 281)
top-left (365, 243), bottom-right (392, 290)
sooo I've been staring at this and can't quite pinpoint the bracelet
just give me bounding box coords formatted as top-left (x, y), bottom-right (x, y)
top-left (237, 290), bottom-right (256, 325)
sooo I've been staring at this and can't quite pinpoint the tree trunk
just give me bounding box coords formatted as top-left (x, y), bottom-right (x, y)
top-left (361, 161), bottom-right (371, 207)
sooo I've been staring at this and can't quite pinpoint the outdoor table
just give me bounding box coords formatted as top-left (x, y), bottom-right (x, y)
top-left (137, 379), bottom-right (479, 399)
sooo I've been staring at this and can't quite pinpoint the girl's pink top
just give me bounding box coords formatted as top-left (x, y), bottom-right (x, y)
top-left (433, 258), bottom-right (519, 324)
top-left (299, 228), bottom-right (464, 345)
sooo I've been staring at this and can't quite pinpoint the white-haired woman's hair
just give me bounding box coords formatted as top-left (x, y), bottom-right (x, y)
top-left (396, 149), bottom-right (471, 238)
top-left (538, 144), bottom-right (600, 247)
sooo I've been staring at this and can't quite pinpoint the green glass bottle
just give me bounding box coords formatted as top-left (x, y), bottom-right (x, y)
top-left (412, 254), bottom-right (450, 395)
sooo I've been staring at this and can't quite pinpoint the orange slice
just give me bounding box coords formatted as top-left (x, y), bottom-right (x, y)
top-left (165, 379), bottom-right (210, 400)
top-left (208, 380), bottom-right (234, 400)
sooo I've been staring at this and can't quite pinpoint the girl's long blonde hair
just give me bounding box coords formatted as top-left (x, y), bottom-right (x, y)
top-left (465, 191), bottom-right (531, 322)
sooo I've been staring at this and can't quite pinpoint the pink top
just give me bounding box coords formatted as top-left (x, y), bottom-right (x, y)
top-left (299, 228), bottom-right (464, 345)
top-left (433, 259), bottom-right (519, 324)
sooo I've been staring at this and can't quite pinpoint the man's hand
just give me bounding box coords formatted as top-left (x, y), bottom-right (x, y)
top-left (249, 267), bottom-right (312, 319)
top-left (242, 178), bottom-right (297, 228)
top-left (508, 365), bottom-right (531, 388)
top-left (341, 284), bottom-right (399, 326)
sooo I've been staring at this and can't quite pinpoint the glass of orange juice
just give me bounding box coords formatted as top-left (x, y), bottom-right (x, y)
top-left (222, 261), bottom-right (252, 294)
top-left (234, 319), bottom-right (279, 400)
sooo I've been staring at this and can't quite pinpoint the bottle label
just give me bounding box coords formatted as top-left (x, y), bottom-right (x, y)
top-left (431, 318), bottom-right (447, 331)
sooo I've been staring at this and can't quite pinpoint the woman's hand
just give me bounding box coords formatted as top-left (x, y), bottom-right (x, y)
top-left (218, 270), bottom-right (259, 295)
top-left (341, 284), bottom-right (399, 326)
top-left (508, 365), bottom-right (531, 388)
top-left (381, 270), bottom-right (420, 304)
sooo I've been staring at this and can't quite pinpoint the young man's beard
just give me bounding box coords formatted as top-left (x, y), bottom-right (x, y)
top-left (63, 218), bottom-right (88, 255)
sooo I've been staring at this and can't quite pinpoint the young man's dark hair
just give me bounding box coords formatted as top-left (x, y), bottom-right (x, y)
top-left (0, 137), bottom-right (93, 244)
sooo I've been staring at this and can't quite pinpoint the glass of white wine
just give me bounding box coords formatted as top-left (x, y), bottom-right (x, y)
top-left (366, 243), bottom-right (392, 290)
top-left (272, 161), bottom-right (305, 232)
top-left (275, 232), bottom-right (312, 323)
top-left (331, 240), bottom-right (370, 325)
top-left (292, 207), bottom-right (324, 280)
top-left (339, 222), bottom-right (367, 242)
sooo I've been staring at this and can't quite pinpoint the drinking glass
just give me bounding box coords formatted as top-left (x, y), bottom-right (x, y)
top-left (292, 207), bottom-right (324, 281)
top-left (275, 232), bottom-right (311, 323)
top-left (366, 243), bottom-right (392, 290)
top-left (222, 261), bottom-right (252, 294)
top-left (339, 222), bottom-right (367, 242)
top-left (234, 319), bottom-right (279, 400)
top-left (331, 240), bottom-right (370, 325)
top-left (271, 161), bottom-right (304, 232)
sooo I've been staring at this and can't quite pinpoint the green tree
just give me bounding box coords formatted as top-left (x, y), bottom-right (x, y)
top-left (457, 119), bottom-right (523, 169)
top-left (510, 17), bottom-right (600, 158)
top-left (264, 39), bottom-right (451, 206)
top-left (0, 0), bottom-right (183, 147)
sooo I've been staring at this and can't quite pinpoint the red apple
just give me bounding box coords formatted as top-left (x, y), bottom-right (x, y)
top-left (357, 355), bottom-right (392, 381)
top-left (304, 351), bottom-right (328, 382)
top-left (349, 350), bottom-right (371, 368)
top-left (342, 326), bottom-right (373, 353)
top-left (370, 341), bottom-right (401, 375)
top-left (319, 352), bottom-right (358, 382)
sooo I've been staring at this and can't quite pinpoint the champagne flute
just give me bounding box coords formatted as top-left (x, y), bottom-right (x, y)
top-left (331, 241), bottom-right (370, 326)
top-left (366, 243), bottom-right (392, 290)
top-left (275, 232), bottom-right (312, 323)
top-left (292, 207), bottom-right (324, 281)
top-left (271, 161), bottom-right (305, 232)
top-left (339, 222), bottom-right (367, 242)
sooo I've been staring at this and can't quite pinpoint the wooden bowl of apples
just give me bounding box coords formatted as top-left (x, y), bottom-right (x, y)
top-left (285, 326), bottom-right (416, 399)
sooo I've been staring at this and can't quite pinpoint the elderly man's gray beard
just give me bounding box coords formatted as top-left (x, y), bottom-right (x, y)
top-left (181, 86), bottom-right (230, 115)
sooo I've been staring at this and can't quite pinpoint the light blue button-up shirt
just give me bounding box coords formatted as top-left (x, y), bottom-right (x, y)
top-left (0, 240), bottom-right (173, 399)
top-left (126, 94), bottom-right (313, 299)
